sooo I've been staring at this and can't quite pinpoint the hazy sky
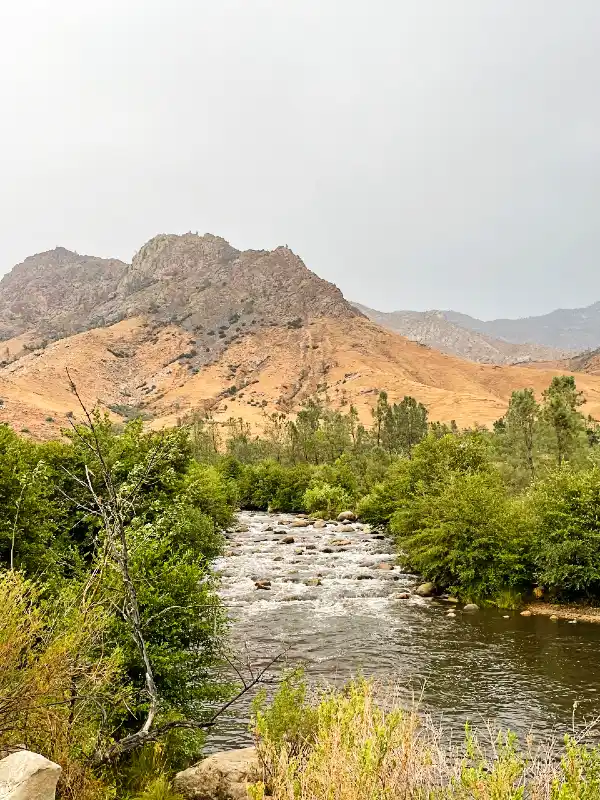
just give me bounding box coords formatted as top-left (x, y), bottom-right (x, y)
top-left (1, 1), bottom-right (600, 319)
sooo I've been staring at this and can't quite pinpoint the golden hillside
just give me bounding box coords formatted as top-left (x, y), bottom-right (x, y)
top-left (3, 315), bottom-right (600, 438)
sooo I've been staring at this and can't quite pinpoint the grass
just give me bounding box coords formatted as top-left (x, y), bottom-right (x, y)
top-left (250, 676), bottom-right (600, 799)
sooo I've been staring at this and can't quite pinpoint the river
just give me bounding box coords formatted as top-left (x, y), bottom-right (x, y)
top-left (209, 510), bottom-right (600, 749)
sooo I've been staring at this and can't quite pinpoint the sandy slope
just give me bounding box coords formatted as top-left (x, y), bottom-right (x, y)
top-left (2, 316), bottom-right (600, 438)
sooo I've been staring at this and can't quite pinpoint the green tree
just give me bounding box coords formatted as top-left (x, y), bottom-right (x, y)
top-left (541, 376), bottom-right (585, 466)
top-left (382, 396), bottom-right (428, 457)
top-left (504, 388), bottom-right (539, 480)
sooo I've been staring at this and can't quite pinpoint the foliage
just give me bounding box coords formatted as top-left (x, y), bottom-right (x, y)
top-left (302, 483), bottom-right (353, 519)
top-left (391, 471), bottom-right (533, 602)
top-left (529, 466), bottom-right (600, 599)
top-left (251, 678), bottom-right (600, 800)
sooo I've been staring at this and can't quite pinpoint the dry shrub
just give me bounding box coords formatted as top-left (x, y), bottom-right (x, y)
top-left (251, 678), bottom-right (600, 800)
top-left (0, 570), bottom-right (124, 800)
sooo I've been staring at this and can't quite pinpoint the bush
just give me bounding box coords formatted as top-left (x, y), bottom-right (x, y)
top-left (250, 678), bottom-right (600, 800)
top-left (391, 471), bottom-right (533, 602)
top-left (303, 483), bottom-right (352, 519)
top-left (530, 466), bottom-right (600, 600)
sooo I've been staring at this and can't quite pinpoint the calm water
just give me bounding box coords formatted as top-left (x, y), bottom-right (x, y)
top-left (209, 511), bottom-right (600, 749)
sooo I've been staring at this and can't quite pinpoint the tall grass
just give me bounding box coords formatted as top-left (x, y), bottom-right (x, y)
top-left (250, 676), bottom-right (600, 799)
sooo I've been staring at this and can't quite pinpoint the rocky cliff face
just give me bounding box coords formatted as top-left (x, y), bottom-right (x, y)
top-left (0, 247), bottom-right (127, 341)
top-left (0, 235), bottom-right (360, 366)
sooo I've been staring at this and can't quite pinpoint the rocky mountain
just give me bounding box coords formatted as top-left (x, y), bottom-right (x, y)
top-left (2, 234), bottom-right (600, 438)
top-left (442, 303), bottom-right (600, 352)
top-left (353, 303), bottom-right (565, 365)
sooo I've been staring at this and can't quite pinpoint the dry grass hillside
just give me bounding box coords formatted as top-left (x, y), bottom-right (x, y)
top-left (3, 315), bottom-right (600, 439)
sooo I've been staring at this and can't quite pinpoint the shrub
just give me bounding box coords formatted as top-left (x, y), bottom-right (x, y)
top-left (251, 678), bottom-right (600, 800)
top-left (529, 466), bottom-right (600, 599)
top-left (391, 471), bottom-right (533, 602)
top-left (303, 483), bottom-right (352, 519)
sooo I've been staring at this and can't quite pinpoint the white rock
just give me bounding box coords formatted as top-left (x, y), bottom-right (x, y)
top-left (174, 747), bottom-right (260, 800)
top-left (0, 751), bottom-right (62, 800)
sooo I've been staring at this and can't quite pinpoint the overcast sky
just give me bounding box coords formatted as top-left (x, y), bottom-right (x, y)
top-left (1, 1), bottom-right (599, 319)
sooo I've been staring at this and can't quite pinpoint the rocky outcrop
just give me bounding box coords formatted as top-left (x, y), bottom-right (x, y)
top-left (0, 750), bottom-right (61, 800)
top-left (174, 747), bottom-right (261, 800)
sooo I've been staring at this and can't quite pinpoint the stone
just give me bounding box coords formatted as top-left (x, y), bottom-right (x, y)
top-left (0, 750), bottom-right (62, 800)
top-left (304, 544), bottom-right (317, 550)
top-left (330, 539), bottom-right (352, 546)
top-left (372, 534), bottom-right (385, 540)
top-left (393, 592), bottom-right (411, 599)
top-left (357, 574), bottom-right (374, 580)
top-left (443, 596), bottom-right (460, 603)
top-left (290, 520), bottom-right (309, 528)
top-left (174, 746), bottom-right (260, 800)
top-left (313, 519), bottom-right (327, 529)
top-left (414, 582), bottom-right (436, 597)
top-left (520, 610), bottom-right (532, 617)
top-left (377, 562), bottom-right (394, 571)
top-left (463, 603), bottom-right (479, 612)
top-left (337, 511), bottom-right (357, 522)
top-left (273, 556), bottom-right (284, 561)
top-left (447, 611), bottom-right (456, 618)
top-left (322, 547), bottom-right (334, 553)
top-left (304, 578), bottom-right (322, 586)
top-left (254, 580), bottom-right (271, 590)
top-left (235, 524), bottom-right (249, 533)
top-left (550, 614), bottom-right (558, 621)
top-left (280, 536), bottom-right (295, 544)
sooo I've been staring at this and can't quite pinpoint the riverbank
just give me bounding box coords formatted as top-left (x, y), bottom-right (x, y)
top-left (524, 601), bottom-right (600, 624)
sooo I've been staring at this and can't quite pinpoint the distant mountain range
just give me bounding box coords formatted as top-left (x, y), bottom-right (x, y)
top-left (352, 304), bottom-right (567, 365)
top-left (354, 300), bottom-right (600, 364)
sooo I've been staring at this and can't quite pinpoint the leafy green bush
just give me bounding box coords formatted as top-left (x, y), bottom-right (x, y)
top-left (529, 466), bottom-right (600, 599)
top-left (303, 483), bottom-right (352, 519)
top-left (391, 471), bottom-right (533, 602)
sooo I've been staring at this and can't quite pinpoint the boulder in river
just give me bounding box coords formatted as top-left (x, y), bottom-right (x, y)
top-left (463, 603), bottom-right (479, 612)
top-left (290, 520), bottom-right (310, 528)
top-left (520, 610), bottom-right (532, 617)
top-left (337, 511), bottom-right (357, 522)
top-left (254, 580), bottom-right (271, 590)
top-left (330, 539), bottom-right (352, 546)
top-left (304, 578), bottom-right (322, 586)
top-left (377, 562), bottom-right (394, 571)
top-left (313, 519), bottom-right (327, 529)
top-left (393, 592), bottom-right (411, 599)
top-left (280, 536), bottom-right (295, 544)
top-left (174, 746), bottom-right (260, 800)
top-left (415, 582), bottom-right (436, 597)
top-left (322, 547), bottom-right (334, 553)
top-left (0, 750), bottom-right (62, 800)
top-left (337, 524), bottom-right (355, 533)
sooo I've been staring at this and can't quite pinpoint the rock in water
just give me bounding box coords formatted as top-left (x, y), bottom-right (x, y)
top-left (463, 603), bottom-right (479, 612)
top-left (280, 536), bottom-right (295, 544)
top-left (520, 610), bottom-right (532, 617)
top-left (174, 747), bottom-right (260, 800)
top-left (0, 750), bottom-right (62, 800)
top-left (313, 519), bottom-right (327, 528)
top-left (337, 511), bottom-right (357, 522)
top-left (377, 562), bottom-right (394, 571)
top-left (414, 582), bottom-right (436, 597)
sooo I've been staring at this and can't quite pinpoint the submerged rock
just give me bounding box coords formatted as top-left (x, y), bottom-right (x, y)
top-left (174, 747), bottom-right (260, 800)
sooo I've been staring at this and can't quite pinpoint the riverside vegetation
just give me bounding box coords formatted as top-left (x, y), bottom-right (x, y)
top-left (2, 374), bottom-right (600, 798)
